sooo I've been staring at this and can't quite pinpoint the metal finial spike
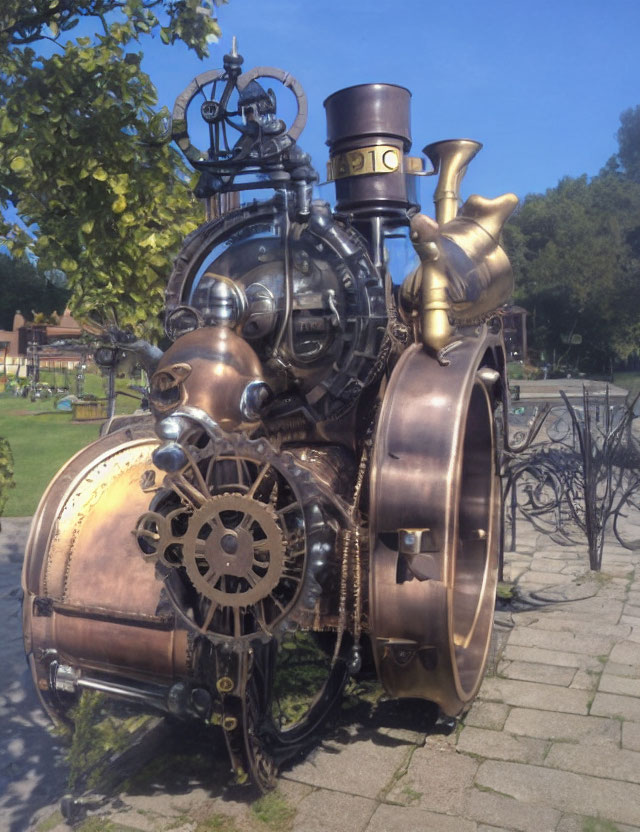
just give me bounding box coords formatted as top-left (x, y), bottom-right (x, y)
top-left (231, 36), bottom-right (238, 57)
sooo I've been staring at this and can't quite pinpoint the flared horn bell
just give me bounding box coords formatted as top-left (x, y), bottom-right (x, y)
top-left (424, 139), bottom-right (482, 225)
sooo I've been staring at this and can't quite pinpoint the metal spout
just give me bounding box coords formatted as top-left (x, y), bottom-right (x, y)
top-left (424, 139), bottom-right (482, 225)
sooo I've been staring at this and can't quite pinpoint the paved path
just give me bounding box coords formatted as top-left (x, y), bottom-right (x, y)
top-left (0, 518), bottom-right (68, 832)
top-left (3, 514), bottom-right (640, 832)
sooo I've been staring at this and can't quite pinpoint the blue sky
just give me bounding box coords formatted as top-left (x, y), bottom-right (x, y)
top-left (137, 0), bottom-right (640, 208)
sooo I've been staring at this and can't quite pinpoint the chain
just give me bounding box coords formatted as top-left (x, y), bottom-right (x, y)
top-left (332, 441), bottom-right (370, 669)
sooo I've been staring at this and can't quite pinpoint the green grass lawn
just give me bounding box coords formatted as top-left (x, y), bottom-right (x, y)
top-left (0, 372), bottom-right (146, 516)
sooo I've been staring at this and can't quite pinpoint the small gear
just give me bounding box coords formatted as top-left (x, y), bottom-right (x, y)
top-left (182, 493), bottom-right (285, 608)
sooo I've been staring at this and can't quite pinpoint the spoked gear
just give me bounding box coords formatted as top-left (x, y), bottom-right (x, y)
top-left (172, 52), bottom-right (307, 171)
top-left (135, 429), bottom-right (347, 642)
top-left (183, 494), bottom-right (285, 609)
top-left (135, 427), bottom-right (352, 789)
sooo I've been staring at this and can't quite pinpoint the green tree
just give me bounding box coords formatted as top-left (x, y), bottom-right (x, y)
top-left (505, 103), bottom-right (640, 373)
top-left (604, 105), bottom-right (640, 184)
top-left (0, 1), bottom-right (223, 338)
top-left (0, 253), bottom-right (71, 329)
top-left (504, 171), bottom-right (640, 372)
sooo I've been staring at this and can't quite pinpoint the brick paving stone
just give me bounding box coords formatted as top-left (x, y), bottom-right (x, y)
top-left (274, 778), bottom-right (315, 807)
top-left (503, 559), bottom-right (532, 570)
top-left (623, 722), bottom-right (640, 752)
top-left (622, 614), bottom-right (640, 629)
top-left (545, 741), bottom-right (640, 784)
top-left (376, 725), bottom-right (427, 745)
top-left (624, 604), bottom-right (640, 620)
top-left (502, 566), bottom-right (531, 582)
top-left (385, 745), bottom-right (479, 814)
top-left (559, 564), bottom-right (589, 576)
top-left (115, 793), bottom-right (195, 817)
top-left (501, 644), bottom-right (603, 670)
top-left (603, 660), bottom-right (640, 679)
top-left (531, 584), bottom-right (601, 603)
top-left (464, 701), bottom-right (511, 731)
top-left (169, 794), bottom-right (250, 827)
top-left (590, 691), bottom-right (640, 721)
top-left (293, 790), bottom-right (376, 832)
top-left (569, 669), bottom-right (600, 690)
top-left (478, 678), bottom-right (590, 715)
top-left (598, 672), bottom-right (640, 697)
top-left (503, 707), bottom-right (621, 745)
top-left (516, 614), bottom-right (630, 640)
top-left (529, 549), bottom-right (582, 560)
top-left (587, 586), bottom-right (630, 603)
top-left (506, 627), bottom-right (614, 656)
top-left (513, 583), bottom-right (550, 593)
top-left (365, 803), bottom-right (476, 832)
top-left (527, 558), bottom-right (572, 573)
top-left (105, 808), bottom-right (163, 830)
top-left (601, 565), bottom-right (637, 578)
top-left (554, 817), bottom-right (640, 832)
top-left (518, 571), bottom-right (574, 586)
top-left (284, 733), bottom-right (411, 799)
top-left (475, 760), bottom-right (640, 826)
top-left (457, 726), bottom-right (547, 764)
top-left (496, 660), bottom-right (575, 686)
top-left (627, 591), bottom-right (640, 605)
top-left (461, 788), bottom-right (560, 832)
top-left (553, 597), bottom-right (625, 621)
top-left (554, 816), bottom-right (583, 832)
top-left (476, 826), bottom-right (516, 832)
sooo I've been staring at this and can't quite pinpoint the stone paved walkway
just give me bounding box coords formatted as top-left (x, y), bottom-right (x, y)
top-left (3, 513), bottom-right (640, 832)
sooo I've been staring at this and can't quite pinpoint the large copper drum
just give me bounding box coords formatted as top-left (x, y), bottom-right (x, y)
top-left (369, 331), bottom-right (503, 715)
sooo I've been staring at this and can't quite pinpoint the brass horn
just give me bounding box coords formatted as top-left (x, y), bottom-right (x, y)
top-left (424, 139), bottom-right (482, 225)
top-left (401, 138), bottom-right (518, 353)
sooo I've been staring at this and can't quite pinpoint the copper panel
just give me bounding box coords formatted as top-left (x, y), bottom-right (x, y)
top-left (23, 424), bottom-right (157, 595)
top-left (40, 439), bottom-right (162, 614)
top-left (22, 428), bottom-right (193, 707)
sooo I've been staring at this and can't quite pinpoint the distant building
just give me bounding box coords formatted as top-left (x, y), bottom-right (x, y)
top-left (0, 308), bottom-right (85, 378)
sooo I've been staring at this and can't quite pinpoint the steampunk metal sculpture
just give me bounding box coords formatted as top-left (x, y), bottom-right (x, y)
top-left (22, 42), bottom-right (518, 790)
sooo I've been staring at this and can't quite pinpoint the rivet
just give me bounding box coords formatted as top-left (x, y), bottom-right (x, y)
top-left (222, 716), bottom-right (238, 731)
top-left (216, 676), bottom-right (234, 693)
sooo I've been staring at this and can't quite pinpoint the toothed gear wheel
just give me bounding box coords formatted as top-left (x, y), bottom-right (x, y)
top-left (182, 493), bottom-right (285, 608)
top-left (135, 428), bottom-right (346, 643)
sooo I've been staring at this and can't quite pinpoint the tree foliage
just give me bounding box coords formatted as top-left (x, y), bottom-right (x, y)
top-left (0, 1), bottom-right (224, 337)
top-left (505, 109), bottom-right (640, 372)
top-left (1, 0), bottom-right (219, 57)
top-left (0, 254), bottom-right (70, 329)
top-left (615, 105), bottom-right (640, 184)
